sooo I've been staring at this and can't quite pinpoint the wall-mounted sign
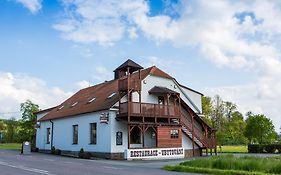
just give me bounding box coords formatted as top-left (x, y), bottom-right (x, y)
top-left (100, 113), bottom-right (109, 124)
top-left (116, 131), bottom-right (123, 145)
top-left (125, 147), bottom-right (184, 160)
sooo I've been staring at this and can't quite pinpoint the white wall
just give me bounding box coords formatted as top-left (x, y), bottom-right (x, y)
top-left (180, 87), bottom-right (202, 113)
top-left (37, 111), bottom-right (113, 152)
top-left (141, 75), bottom-right (202, 113)
top-left (36, 120), bottom-right (52, 150)
top-left (110, 111), bottom-right (128, 153)
top-left (182, 134), bottom-right (198, 150)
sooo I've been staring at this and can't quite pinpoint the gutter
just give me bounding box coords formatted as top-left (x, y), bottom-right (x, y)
top-left (173, 79), bottom-right (201, 113)
top-left (50, 120), bottom-right (54, 148)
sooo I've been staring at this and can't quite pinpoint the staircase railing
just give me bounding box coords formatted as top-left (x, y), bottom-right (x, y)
top-left (181, 112), bottom-right (216, 148)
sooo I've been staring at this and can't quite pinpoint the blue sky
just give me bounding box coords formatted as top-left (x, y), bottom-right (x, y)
top-left (1, 0), bottom-right (281, 130)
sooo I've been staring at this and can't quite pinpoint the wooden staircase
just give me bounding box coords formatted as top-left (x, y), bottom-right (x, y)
top-left (181, 112), bottom-right (216, 149)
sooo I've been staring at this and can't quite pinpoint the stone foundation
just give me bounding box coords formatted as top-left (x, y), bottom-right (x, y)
top-left (39, 149), bottom-right (124, 160)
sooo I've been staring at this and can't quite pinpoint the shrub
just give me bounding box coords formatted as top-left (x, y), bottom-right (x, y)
top-left (276, 145), bottom-right (281, 153)
top-left (78, 148), bottom-right (91, 159)
top-left (54, 149), bottom-right (61, 155)
top-left (264, 145), bottom-right (276, 153)
top-left (51, 146), bottom-right (56, 154)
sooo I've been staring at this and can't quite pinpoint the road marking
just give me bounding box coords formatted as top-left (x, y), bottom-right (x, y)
top-left (0, 161), bottom-right (55, 175)
top-left (103, 166), bottom-right (123, 170)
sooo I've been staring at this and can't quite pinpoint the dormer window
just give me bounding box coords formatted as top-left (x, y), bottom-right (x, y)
top-left (58, 105), bottom-right (64, 110)
top-left (71, 102), bottom-right (78, 107)
top-left (88, 97), bottom-right (96, 103)
top-left (107, 92), bottom-right (116, 99)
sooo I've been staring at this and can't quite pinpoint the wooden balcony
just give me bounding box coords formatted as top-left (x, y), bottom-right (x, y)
top-left (118, 77), bottom-right (141, 92)
top-left (119, 102), bottom-right (180, 118)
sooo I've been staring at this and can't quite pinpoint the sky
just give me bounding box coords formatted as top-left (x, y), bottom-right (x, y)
top-left (0, 0), bottom-right (281, 131)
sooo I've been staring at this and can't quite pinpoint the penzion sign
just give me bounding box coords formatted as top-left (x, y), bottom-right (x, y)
top-left (125, 147), bottom-right (184, 160)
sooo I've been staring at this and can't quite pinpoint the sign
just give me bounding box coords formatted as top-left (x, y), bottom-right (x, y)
top-left (116, 132), bottom-right (123, 145)
top-left (125, 147), bottom-right (184, 160)
top-left (100, 113), bottom-right (109, 124)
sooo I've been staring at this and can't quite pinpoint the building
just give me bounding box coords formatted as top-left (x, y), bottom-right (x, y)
top-left (35, 59), bottom-right (216, 160)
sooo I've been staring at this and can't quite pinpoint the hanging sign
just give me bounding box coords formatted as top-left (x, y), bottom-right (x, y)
top-left (100, 113), bottom-right (109, 124)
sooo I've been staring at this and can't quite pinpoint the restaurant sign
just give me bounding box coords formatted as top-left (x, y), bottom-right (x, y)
top-left (125, 147), bottom-right (184, 160)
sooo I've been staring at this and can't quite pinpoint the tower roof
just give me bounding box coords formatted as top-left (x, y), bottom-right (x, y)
top-left (114, 59), bottom-right (143, 72)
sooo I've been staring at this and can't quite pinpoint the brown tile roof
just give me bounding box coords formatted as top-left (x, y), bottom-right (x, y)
top-left (39, 66), bottom-right (170, 121)
top-left (149, 86), bottom-right (179, 95)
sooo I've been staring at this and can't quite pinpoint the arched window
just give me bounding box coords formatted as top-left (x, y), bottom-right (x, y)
top-left (130, 127), bottom-right (141, 144)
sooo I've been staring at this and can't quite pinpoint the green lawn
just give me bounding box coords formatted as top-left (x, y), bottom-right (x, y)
top-left (0, 143), bottom-right (21, 150)
top-left (217, 145), bottom-right (248, 153)
top-left (164, 155), bottom-right (281, 175)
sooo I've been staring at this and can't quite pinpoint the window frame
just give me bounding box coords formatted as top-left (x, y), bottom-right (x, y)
top-left (46, 128), bottom-right (51, 144)
top-left (89, 123), bottom-right (97, 145)
top-left (170, 129), bottom-right (179, 139)
top-left (72, 125), bottom-right (78, 144)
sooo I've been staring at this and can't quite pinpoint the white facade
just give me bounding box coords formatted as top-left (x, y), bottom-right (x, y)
top-left (36, 73), bottom-right (204, 157)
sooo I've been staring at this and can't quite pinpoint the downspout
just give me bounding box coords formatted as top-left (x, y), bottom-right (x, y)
top-left (50, 120), bottom-right (54, 148)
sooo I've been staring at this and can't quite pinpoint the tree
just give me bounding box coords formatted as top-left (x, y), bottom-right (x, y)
top-left (244, 113), bottom-right (277, 144)
top-left (18, 100), bottom-right (39, 144)
top-left (3, 118), bottom-right (17, 143)
top-left (212, 95), bottom-right (225, 130)
top-left (202, 96), bottom-right (213, 126)
top-left (224, 101), bottom-right (237, 120)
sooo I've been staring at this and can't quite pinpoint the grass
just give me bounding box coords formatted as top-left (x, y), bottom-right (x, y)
top-left (164, 155), bottom-right (281, 175)
top-left (0, 143), bottom-right (21, 150)
top-left (217, 145), bottom-right (248, 153)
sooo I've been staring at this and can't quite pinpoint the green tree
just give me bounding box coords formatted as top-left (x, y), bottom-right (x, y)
top-left (244, 113), bottom-right (277, 144)
top-left (3, 118), bottom-right (18, 143)
top-left (18, 100), bottom-right (39, 144)
top-left (202, 96), bottom-right (213, 126)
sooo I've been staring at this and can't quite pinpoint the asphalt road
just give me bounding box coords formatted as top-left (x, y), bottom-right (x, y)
top-left (0, 149), bottom-right (203, 175)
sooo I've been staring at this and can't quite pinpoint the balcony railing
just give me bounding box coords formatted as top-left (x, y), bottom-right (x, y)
top-left (118, 77), bottom-right (141, 91)
top-left (119, 102), bottom-right (180, 118)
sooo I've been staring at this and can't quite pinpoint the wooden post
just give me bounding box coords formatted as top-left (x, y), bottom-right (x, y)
top-left (142, 125), bottom-right (145, 148)
top-left (128, 125), bottom-right (130, 149)
top-left (191, 114), bottom-right (195, 156)
top-left (127, 67), bottom-right (130, 149)
top-left (167, 94), bottom-right (170, 124)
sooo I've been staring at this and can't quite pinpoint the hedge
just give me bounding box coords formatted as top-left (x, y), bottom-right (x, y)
top-left (248, 144), bottom-right (281, 153)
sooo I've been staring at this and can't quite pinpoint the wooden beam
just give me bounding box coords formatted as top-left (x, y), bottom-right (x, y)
top-left (191, 114), bottom-right (195, 156)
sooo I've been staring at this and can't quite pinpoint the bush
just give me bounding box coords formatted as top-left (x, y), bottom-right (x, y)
top-left (51, 146), bottom-right (56, 154)
top-left (248, 144), bottom-right (264, 153)
top-left (276, 145), bottom-right (281, 153)
top-left (54, 149), bottom-right (61, 155)
top-left (50, 146), bottom-right (61, 155)
top-left (78, 148), bottom-right (91, 159)
top-left (264, 145), bottom-right (276, 153)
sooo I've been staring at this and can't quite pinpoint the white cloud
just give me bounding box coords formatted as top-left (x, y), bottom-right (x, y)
top-left (92, 66), bottom-right (113, 83)
top-left (15, 0), bottom-right (42, 14)
top-left (0, 72), bottom-right (72, 119)
top-left (53, 0), bottom-right (281, 130)
top-left (75, 80), bottom-right (91, 89)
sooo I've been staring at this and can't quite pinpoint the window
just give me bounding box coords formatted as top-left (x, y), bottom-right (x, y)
top-left (58, 105), bottom-right (64, 110)
top-left (88, 97), bottom-right (96, 103)
top-left (90, 123), bottom-right (97, 144)
top-left (170, 129), bottom-right (179, 139)
top-left (71, 102), bottom-right (78, 107)
top-left (107, 92), bottom-right (116, 99)
top-left (130, 127), bottom-right (141, 144)
top-left (158, 96), bottom-right (165, 105)
top-left (46, 128), bottom-right (51, 144)
top-left (73, 125), bottom-right (78, 144)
